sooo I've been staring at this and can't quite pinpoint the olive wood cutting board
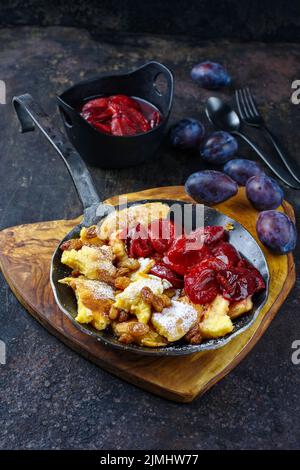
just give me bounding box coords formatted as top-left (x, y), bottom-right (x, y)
top-left (0, 186), bottom-right (295, 402)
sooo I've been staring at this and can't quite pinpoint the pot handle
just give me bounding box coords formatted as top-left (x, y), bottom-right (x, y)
top-left (12, 94), bottom-right (105, 222)
top-left (133, 61), bottom-right (173, 115)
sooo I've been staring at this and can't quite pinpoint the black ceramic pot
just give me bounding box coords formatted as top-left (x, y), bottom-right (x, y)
top-left (56, 61), bottom-right (173, 169)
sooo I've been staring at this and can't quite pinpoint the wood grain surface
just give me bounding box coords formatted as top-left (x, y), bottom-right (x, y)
top-left (0, 186), bottom-right (295, 402)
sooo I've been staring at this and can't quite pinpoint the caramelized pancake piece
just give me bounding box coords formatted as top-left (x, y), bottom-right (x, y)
top-left (181, 294), bottom-right (252, 341)
top-left (60, 238), bottom-right (83, 251)
top-left (180, 294), bottom-right (233, 339)
top-left (111, 239), bottom-right (127, 261)
top-left (112, 320), bottom-right (167, 347)
top-left (140, 329), bottom-right (168, 347)
top-left (80, 226), bottom-right (104, 246)
top-left (130, 258), bottom-right (155, 280)
top-left (178, 295), bottom-right (205, 344)
top-left (61, 245), bottom-right (116, 282)
top-left (59, 276), bottom-right (115, 330)
top-left (178, 295), bottom-right (206, 315)
top-left (199, 295), bottom-right (233, 339)
top-left (98, 202), bottom-right (170, 241)
top-left (152, 300), bottom-right (198, 342)
top-left (114, 273), bottom-right (171, 324)
top-left (228, 296), bottom-right (253, 319)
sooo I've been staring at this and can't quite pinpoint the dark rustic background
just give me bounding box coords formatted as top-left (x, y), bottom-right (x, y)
top-left (1, 0), bottom-right (300, 41)
top-left (0, 0), bottom-right (300, 451)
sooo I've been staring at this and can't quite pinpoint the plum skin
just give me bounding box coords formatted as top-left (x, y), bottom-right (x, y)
top-left (246, 175), bottom-right (284, 211)
top-left (185, 170), bottom-right (238, 205)
top-left (256, 211), bottom-right (297, 254)
top-left (191, 61), bottom-right (231, 89)
top-left (223, 159), bottom-right (265, 186)
top-left (201, 131), bottom-right (238, 164)
top-left (170, 118), bottom-right (205, 150)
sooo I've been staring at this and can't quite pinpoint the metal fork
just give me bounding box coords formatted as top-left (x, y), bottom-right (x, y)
top-left (235, 88), bottom-right (300, 184)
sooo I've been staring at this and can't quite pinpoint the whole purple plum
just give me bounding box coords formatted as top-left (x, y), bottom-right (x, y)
top-left (191, 61), bottom-right (231, 89)
top-left (170, 118), bottom-right (205, 150)
top-left (246, 175), bottom-right (284, 211)
top-left (223, 159), bottom-right (265, 186)
top-left (256, 211), bottom-right (297, 254)
top-left (185, 170), bottom-right (238, 205)
top-left (201, 131), bottom-right (238, 164)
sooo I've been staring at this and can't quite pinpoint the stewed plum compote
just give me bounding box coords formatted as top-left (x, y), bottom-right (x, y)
top-left (80, 94), bottom-right (162, 136)
top-left (121, 218), bottom-right (265, 304)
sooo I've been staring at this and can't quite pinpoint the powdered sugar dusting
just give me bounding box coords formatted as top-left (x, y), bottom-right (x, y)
top-left (83, 279), bottom-right (115, 300)
top-left (130, 258), bottom-right (154, 280)
top-left (115, 274), bottom-right (171, 303)
top-left (173, 289), bottom-right (181, 300)
top-left (152, 300), bottom-right (198, 342)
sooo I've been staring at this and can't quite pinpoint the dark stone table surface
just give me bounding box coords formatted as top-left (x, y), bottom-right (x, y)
top-left (0, 26), bottom-right (300, 450)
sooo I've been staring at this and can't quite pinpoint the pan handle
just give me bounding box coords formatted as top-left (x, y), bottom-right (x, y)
top-left (12, 93), bottom-right (107, 223)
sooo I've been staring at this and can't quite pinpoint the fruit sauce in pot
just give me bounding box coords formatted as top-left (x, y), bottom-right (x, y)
top-left (79, 94), bottom-right (162, 137)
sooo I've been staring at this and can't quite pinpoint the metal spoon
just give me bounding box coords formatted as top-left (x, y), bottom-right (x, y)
top-left (205, 97), bottom-right (300, 189)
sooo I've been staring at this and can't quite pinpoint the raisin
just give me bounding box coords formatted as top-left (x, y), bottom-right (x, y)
top-left (114, 276), bottom-right (131, 290)
top-left (85, 226), bottom-right (98, 239)
top-left (140, 287), bottom-right (154, 304)
top-left (60, 239), bottom-right (82, 251)
top-left (129, 322), bottom-right (149, 338)
top-left (119, 311), bottom-right (129, 323)
top-left (119, 333), bottom-right (134, 344)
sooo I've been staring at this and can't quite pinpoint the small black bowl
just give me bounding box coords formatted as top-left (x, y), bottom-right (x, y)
top-left (57, 61), bottom-right (173, 169)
